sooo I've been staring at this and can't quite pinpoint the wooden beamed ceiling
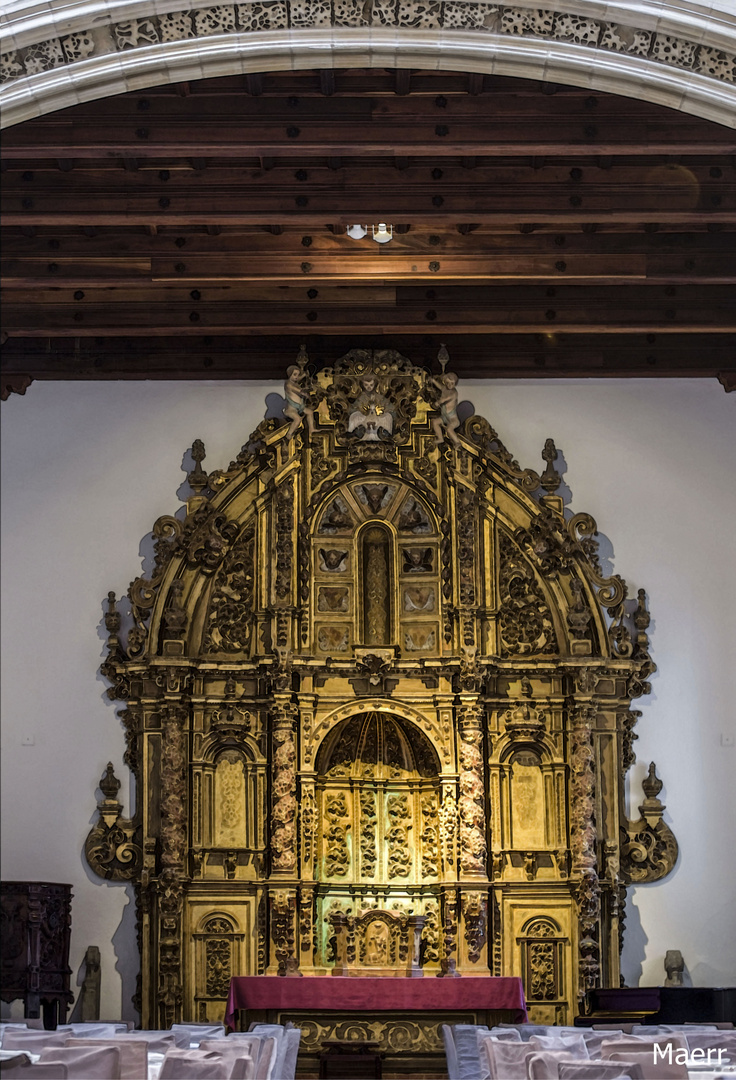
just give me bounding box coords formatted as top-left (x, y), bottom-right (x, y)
top-left (2, 68), bottom-right (735, 394)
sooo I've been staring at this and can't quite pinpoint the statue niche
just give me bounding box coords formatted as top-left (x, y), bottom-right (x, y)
top-left (362, 524), bottom-right (392, 646)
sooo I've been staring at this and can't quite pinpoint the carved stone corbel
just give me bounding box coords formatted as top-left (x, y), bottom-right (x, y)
top-left (620, 762), bottom-right (678, 883)
top-left (85, 763), bottom-right (142, 881)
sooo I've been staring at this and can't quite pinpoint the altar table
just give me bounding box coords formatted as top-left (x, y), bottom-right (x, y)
top-left (225, 974), bottom-right (527, 1030)
top-left (226, 975), bottom-right (526, 1075)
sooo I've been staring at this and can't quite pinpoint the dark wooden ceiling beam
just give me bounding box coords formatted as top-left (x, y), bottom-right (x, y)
top-left (5, 227), bottom-right (734, 257)
top-left (6, 168), bottom-right (730, 224)
top-left (4, 289), bottom-right (734, 335)
top-left (5, 253), bottom-right (734, 286)
top-left (319, 69), bottom-right (336, 97)
top-left (5, 112), bottom-right (733, 158)
top-left (3, 332), bottom-right (735, 381)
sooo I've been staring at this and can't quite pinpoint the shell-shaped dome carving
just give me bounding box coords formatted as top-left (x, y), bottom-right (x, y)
top-left (318, 712), bottom-right (439, 779)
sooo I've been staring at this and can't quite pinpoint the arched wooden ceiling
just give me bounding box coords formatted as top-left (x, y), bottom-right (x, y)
top-left (2, 68), bottom-right (735, 395)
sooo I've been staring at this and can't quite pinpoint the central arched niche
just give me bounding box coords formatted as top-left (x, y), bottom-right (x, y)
top-left (314, 712), bottom-right (441, 969)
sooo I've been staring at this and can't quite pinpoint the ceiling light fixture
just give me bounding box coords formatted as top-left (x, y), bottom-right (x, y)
top-left (347, 223), bottom-right (394, 244)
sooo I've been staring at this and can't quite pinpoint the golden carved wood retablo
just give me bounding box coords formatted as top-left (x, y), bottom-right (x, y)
top-left (87, 348), bottom-right (677, 1028)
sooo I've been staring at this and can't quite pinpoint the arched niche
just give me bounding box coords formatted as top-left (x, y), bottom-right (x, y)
top-left (313, 711), bottom-right (443, 970)
top-left (315, 711), bottom-right (441, 885)
top-left (312, 477), bottom-right (442, 658)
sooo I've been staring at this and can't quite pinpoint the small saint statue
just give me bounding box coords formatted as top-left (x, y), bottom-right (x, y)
top-left (664, 950), bottom-right (685, 987)
top-left (283, 357), bottom-right (317, 440)
top-left (428, 370), bottom-right (461, 448)
top-left (348, 375), bottom-right (394, 441)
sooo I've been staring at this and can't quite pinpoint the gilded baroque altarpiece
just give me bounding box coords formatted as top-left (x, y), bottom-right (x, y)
top-left (87, 350), bottom-right (677, 1030)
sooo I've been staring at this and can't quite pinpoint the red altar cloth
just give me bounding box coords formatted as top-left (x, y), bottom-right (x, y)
top-left (225, 975), bottom-right (527, 1030)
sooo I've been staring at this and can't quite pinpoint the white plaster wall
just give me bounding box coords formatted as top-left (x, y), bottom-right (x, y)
top-left (1, 377), bottom-right (734, 1020)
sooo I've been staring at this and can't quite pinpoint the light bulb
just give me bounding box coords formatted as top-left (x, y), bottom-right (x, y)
top-left (372, 223), bottom-right (393, 244)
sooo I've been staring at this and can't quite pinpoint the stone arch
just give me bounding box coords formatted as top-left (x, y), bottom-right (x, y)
top-left (1, 11), bottom-right (735, 129)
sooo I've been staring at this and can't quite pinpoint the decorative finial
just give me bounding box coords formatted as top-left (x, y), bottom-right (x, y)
top-left (104, 591), bottom-right (121, 636)
top-left (296, 343), bottom-right (309, 371)
top-left (187, 439), bottom-right (209, 496)
top-left (438, 343), bottom-right (450, 374)
top-left (99, 762), bottom-right (121, 801)
top-left (634, 588), bottom-right (651, 636)
top-left (540, 438), bottom-right (562, 495)
top-left (642, 761), bottom-right (663, 802)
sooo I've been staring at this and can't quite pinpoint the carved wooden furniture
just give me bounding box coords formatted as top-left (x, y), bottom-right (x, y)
top-left (86, 348), bottom-right (678, 1033)
top-left (0, 882), bottom-right (73, 1027)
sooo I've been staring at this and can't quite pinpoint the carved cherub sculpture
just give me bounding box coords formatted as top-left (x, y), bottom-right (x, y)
top-left (428, 371), bottom-right (461, 448)
top-left (283, 364), bottom-right (317, 440)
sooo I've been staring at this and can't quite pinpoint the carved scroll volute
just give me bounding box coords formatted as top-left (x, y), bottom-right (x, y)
top-left (85, 762), bottom-right (142, 882)
top-left (620, 762), bottom-right (678, 884)
top-left (568, 702), bottom-right (601, 1000)
top-left (270, 698), bottom-right (298, 875)
top-left (457, 702), bottom-right (488, 879)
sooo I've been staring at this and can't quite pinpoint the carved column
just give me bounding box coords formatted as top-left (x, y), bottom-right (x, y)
top-left (270, 697), bottom-right (298, 876)
top-left (438, 887), bottom-right (460, 977)
top-left (157, 703), bottom-right (188, 1027)
top-left (457, 701), bottom-right (487, 878)
top-left (269, 890), bottom-right (300, 977)
top-left (568, 702), bottom-right (600, 1001)
top-left (439, 783), bottom-right (459, 879)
